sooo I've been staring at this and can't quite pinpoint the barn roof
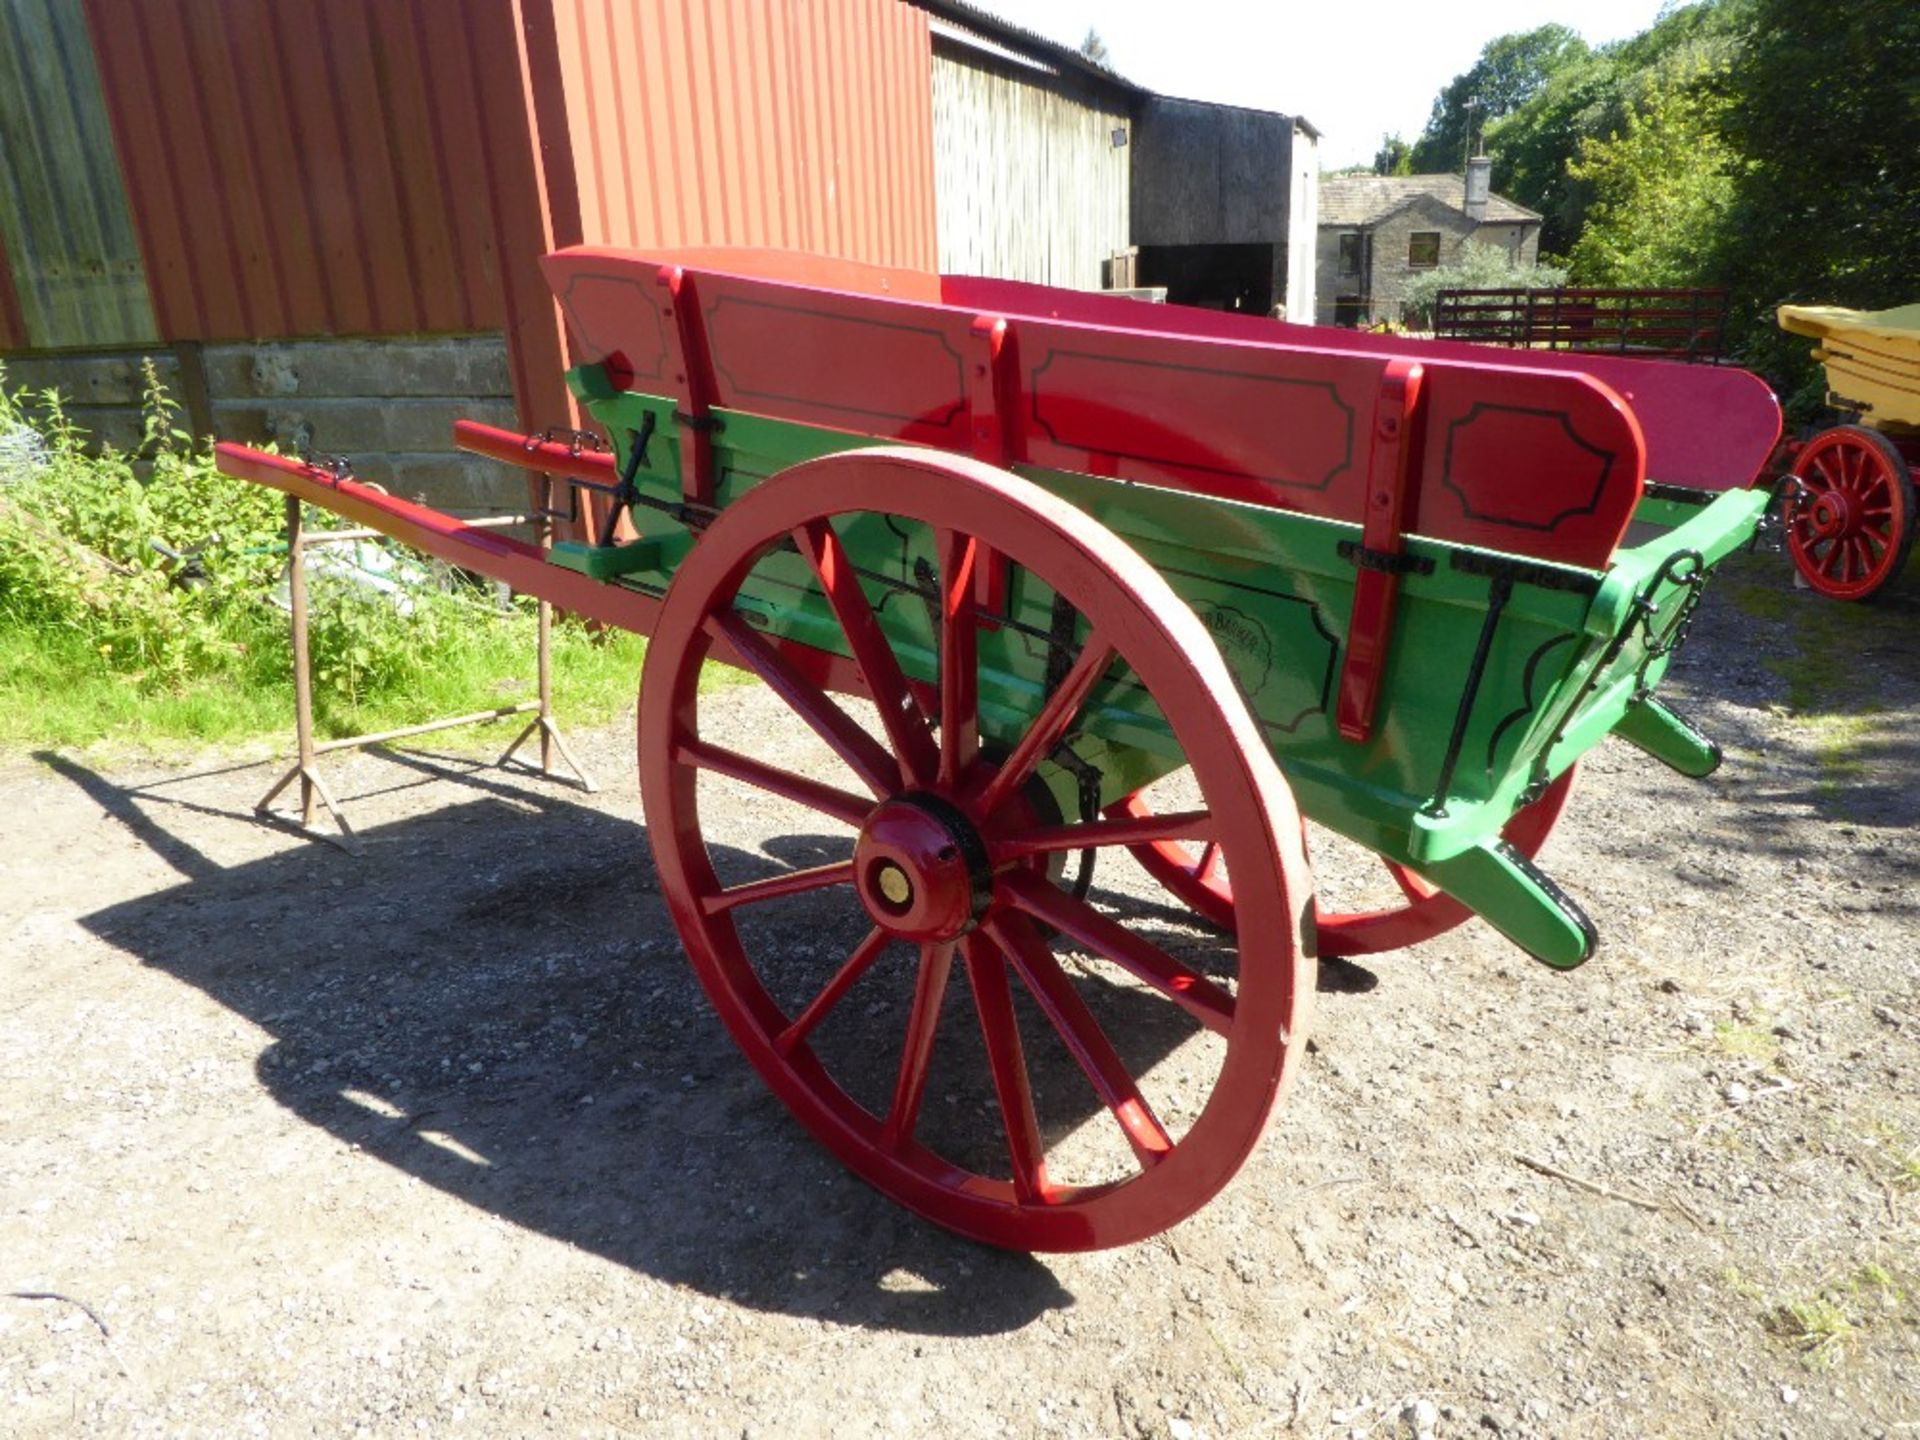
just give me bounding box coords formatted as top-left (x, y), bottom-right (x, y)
top-left (913, 0), bottom-right (1145, 96)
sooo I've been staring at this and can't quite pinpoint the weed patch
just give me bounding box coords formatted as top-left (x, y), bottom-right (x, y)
top-left (0, 363), bottom-right (648, 753)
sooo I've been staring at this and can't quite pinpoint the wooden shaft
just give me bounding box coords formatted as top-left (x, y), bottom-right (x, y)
top-left (536, 511), bottom-right (554, 774)
top-left (285, 494), bottom-right (317, 829)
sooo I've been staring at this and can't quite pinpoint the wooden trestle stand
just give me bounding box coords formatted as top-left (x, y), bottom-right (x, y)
top-left (256, 493), bottom-right (597, 852)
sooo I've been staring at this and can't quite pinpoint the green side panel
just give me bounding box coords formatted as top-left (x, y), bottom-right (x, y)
top-left (569, 373), bottom-right (1769, 942)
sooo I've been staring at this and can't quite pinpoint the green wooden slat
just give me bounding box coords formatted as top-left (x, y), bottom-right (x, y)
top-left (0, 0), bottom-right (156, 349)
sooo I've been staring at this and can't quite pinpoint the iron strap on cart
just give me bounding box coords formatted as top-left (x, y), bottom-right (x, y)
top-left (216, 248), bottom-right (1782, 1250)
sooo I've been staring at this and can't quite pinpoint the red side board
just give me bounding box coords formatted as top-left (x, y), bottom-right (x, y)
top-left (544, 248), bottom-right (1655, 570)
top-left (945, 274), bottom-right (1782, 494)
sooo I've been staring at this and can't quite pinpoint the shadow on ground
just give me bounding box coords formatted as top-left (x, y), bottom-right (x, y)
top-left (55, 746), bottom-right (1093, 1337)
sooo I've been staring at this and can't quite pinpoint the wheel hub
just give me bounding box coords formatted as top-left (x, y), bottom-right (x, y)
top-left (854, 793), bottom-right (993, 941)
top-left (1808, 489), bottom-right (1855, 540)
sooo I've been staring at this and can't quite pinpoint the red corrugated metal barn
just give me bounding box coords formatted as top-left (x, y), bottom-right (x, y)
top-left (0, 0), bottom-right (936, 513)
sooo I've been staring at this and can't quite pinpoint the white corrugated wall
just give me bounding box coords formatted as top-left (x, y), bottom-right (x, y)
top-left (930, 43), bottom-right (1129, 289)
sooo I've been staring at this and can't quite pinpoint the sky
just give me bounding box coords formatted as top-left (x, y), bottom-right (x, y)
top-left (999, 0), bottom-right (1677, 169)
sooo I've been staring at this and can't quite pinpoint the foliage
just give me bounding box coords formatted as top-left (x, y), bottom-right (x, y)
top-left (1565, 63), bottom-right (1738, 287)
top-left (1466, 2), bottom-right (1748, 254)
top-left (1372, 134), bottom-right (1413, 176)
top-left (1408, 25), bottom-right (1590, 176)
top-left (1399, 242), bottom-right (1570, 331)
top-left (0, 364), bottom-right (286, 694)
top-left (0, 363), bottom-right (645, 752)
top-left (1077, 27), bottom-right (1110, 68)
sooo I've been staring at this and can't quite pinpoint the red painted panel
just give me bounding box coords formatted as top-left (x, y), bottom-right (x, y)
top-left (699, 278), bottom-right (973, 450)
top-left (946, 275), bottom-right (1780, 494)
top-left (547, 249), bottom-right (1650, 568)
top-left (1017, 327), bottom-right (1372, 510)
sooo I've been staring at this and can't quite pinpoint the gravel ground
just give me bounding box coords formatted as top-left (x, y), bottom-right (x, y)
top-left (2, 546), bottom-right (1916, 1439)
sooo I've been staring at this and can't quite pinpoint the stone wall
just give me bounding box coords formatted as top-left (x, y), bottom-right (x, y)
top-left (1314, 194), bottom-right (1543, 327)
top-left (1, 334), bottom-right (527, 518)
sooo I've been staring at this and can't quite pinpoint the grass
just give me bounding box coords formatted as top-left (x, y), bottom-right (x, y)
top-left (1719, 555), bottom-right (1894, 808)
top-left (0, 363), bottom-right (671, 760)
top-left (1759, 1266), bottom-right (1909, 1369)
top-left (0, 613), bottom-right (651, 758)
top-left (1712, 1017), bottom-right (1781, 1065)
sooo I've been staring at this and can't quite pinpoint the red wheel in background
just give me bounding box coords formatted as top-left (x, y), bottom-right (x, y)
top-left (637, 448), bottom-right (1315, 1251)
top-left (1785, 425), bottom-right (1916, 601)
top-left (1115, 766), bottom-right (1577, 957)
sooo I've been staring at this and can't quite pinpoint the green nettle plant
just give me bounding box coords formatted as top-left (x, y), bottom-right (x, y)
top-left (0, 361), bottom-right (644, 748)
top-left (0, 363), bottom-right (285, 691)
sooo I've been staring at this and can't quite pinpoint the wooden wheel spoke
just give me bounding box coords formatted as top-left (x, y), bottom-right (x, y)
top-left (1386, 861), bottom-right (1440, 903)
top-left (935, 527), bottom-right (980, 789)
top-left (1001, 871), bottom-right (1235, 1035)
top-left (974, 634), bottom-right (1117, 817)
top-left (1195, 840), bottom-right (1224, 885)
top-left (794, 520), bottom-right (939, 786)
top-left (702, 860), bottom-right (855, 916)
top-left (963, 935), bottom-right (1048, 1202)
top-left (987, 916), bottom-right (1173, 1168)
top-left (776, 927), bottom-right (891, 1056)
top-left (675, 736), bottom-right (874, 828)
top-left (882, 941), bottom-right (954, 1150)
top-left (706, 610), bottom-right (896, 797)
top-left (991, 809), bottom-right (1214, 863)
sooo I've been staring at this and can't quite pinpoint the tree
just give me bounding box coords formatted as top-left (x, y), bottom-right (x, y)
top-left (1565, 64), bottom-right (1736, 288)
top-left (1408, 25), bottom-right (1589, 174)
top-left (1716, 0), bottom-right (1920, 391)
top-left (1401, 242), bottom-right (1569, 330)
top-left (1078, 27), bottom-right (1110, 68)
top-left (1373, 134), bottom-right (1414, 176)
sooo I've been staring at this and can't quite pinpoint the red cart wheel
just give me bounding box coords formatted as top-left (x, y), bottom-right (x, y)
top-left (638, 448), bottom-right (1314, 1251)
top-left (1784, 425), bottom-right (1916, 601)
top-left (1114, 766), bottom-right (1577, 956)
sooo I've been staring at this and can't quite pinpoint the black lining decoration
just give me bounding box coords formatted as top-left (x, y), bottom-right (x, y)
top-left (1482, 632), bottom-right (1578, 781)
top-left (1158, 563), bottom-right (1339, 735)
top-left (1027, 348), bottom-right (1356, 492)
top-left (1440, 402), bottom-right (1617, 533)
top-left (706, 295), bottom-right (967, 429)
top-left (560, 273), bottom-right (670, 382)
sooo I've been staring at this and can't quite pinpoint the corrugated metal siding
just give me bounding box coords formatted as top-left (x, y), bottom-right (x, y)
top-left (931, 39), bottom-right (1129, 289)
top-left (79, 0), bottom-right (535, 342)
top-left (0, 227), bottom-right (26, 350)
top-left (0, 0), bottom-right (156, 349)
top-left (550, 0), bottom-right (936, 268)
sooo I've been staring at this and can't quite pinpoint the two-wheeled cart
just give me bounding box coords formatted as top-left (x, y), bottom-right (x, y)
top-left (216, 248), bottom-right (1781, 1250)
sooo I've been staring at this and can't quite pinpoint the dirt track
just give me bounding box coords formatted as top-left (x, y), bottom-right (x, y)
top-left (3, 547), bottom-right (1917, 1439)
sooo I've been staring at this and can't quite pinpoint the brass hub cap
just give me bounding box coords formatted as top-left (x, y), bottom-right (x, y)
top-left (852, 794), bottom-right (993, 942)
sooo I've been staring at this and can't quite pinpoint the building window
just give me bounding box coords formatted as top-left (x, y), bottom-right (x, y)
top-left (1408, 232), bottom-right (1441, 269)
top-left (1338, 233), bottom-right (1361, 277)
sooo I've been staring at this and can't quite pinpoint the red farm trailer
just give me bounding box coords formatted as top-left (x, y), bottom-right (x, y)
top-left (216, 248), bottom-right (1782, 1251)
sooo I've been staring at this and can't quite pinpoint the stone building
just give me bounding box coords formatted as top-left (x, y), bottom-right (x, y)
top-left (1315, 158), bottom-right (1541, 327)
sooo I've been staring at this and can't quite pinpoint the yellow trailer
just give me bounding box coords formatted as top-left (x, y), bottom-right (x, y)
top-left (1776, 303), bottom-right (1920, 599)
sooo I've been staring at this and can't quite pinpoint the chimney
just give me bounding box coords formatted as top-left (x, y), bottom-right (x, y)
top-left (1464, 155), bottom-right (1491, 222)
